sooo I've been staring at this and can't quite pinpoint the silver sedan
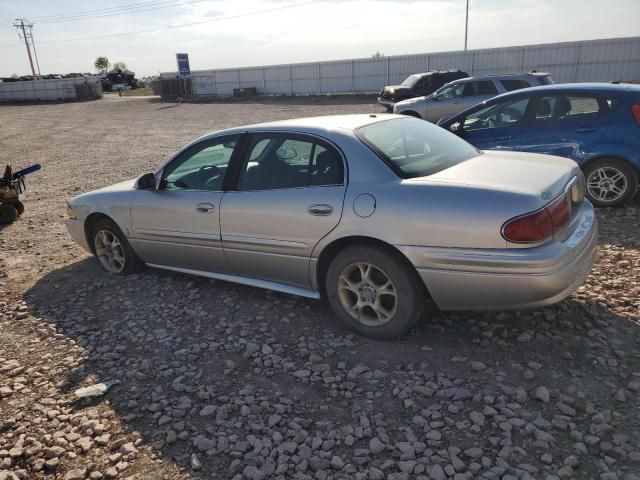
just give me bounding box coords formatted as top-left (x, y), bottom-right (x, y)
top-left (66, 114), bottom-right (597, 339)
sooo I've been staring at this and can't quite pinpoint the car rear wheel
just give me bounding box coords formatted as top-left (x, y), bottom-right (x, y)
top-left (92, 219), bottom-right (146, 275)
top-left (325, 245), bottom-right (425, 339)
top-left (584, 159), bottom-right (638, 207)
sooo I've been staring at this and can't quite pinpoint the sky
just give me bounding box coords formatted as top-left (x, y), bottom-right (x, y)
top-left (0, 0), bottom-right (639, 77)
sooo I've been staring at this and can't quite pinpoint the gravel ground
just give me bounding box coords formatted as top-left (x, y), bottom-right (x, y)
top-left (1, 96), bottom-right (640, 480)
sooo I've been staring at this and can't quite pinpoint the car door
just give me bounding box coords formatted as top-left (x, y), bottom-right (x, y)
top-left (129, 134), bottom-right (241, 272)
top-left (457, 95), bottom-right (532, 151)
top-left (427, 82), bottom-right (473, 123)
top-left (220, 133), bottom-right (346, 288)
top-left (516, 94), bottom-right (606, 161)
top-left (462, 80), bottom-right (500, 110)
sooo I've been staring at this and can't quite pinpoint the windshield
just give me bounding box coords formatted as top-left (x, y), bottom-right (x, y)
top-left (356, 117), bottom-right (480, 178)
top-left (401, 74), bottom-right (421, 87)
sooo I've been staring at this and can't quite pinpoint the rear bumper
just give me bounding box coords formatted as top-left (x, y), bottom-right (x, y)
top-left (65, 219), bottom-right (92, 253)
top-left (398, 202), bottom-right (598, 310)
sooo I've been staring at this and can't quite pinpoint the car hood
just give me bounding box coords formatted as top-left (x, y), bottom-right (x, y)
top-left (383, 85), bottom-right (410, 94)
top-left (408, 150), bottom-right (581, 208)
top-left (95, 178), bottom-right (137, 192)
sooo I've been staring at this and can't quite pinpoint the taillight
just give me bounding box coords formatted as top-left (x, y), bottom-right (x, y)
top-left (632, 104), bottom-right (640, 125)
top-left (502, 193), bottom-right (572, 244)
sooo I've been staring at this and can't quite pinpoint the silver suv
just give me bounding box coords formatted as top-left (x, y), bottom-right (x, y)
top-left (393, 72), bottom-right (553, 123)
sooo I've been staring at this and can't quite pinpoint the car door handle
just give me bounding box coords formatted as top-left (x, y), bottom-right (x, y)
top-left (307, 204), bottom-right (333, 216)
top-left (196, 202), bottom-right (215, 213)
top-left (576, 127), bottom-right (597, 133)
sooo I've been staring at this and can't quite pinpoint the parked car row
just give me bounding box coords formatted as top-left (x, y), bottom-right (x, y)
top-left (379, 71), bottom-right (639, 206)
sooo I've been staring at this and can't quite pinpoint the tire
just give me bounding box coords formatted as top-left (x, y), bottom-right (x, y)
top-left (14, 201), bottom-right (24, 216)
top-left (584, 158), bottom-right (638, 207)
top-left (92, 218), bottom-right (146, 275)
top-left (0, 204), bottom-right (18, 224)
top-left (325, 245), bottom-right (425, 339)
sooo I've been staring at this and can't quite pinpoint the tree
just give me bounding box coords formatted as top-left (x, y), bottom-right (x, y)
top-left (112, 61), bottom-right (127, 71)
top-left (372, 51), bottom-right (385, 58)
top-left (94, 56), bottom-right (110, 74)
top-left (10, 73), bottom-right (19, 79)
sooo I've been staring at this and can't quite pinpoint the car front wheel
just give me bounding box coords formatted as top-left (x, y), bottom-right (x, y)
top-left (325, 245), bottom-right (425, 339)
top-left (92, 219), bottom-right (146, 275)
top-left (584, 159), bottom-right (638, 207)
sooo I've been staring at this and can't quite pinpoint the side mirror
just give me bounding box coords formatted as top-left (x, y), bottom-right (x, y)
top-left (136, 172), bottom-right (156, 190)
top-left (449, 122), bottom-right (462, 135)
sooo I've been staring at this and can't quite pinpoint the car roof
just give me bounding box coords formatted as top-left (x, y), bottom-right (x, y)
top-left (449, 72), bottom-right (550, 84)
top-left (410, 70), bottom-right (464, 77)
top-left (201, 114), bottom-right (403, 138)
top-left (488, 82), bottom-right (639, 99)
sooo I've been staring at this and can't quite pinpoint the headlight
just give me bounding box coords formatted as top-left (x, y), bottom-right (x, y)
top-left (66, 203), bottom-right (77, 220)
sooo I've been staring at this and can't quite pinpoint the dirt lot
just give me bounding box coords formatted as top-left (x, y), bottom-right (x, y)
top-left (1, 96), bottom-right (640, 480)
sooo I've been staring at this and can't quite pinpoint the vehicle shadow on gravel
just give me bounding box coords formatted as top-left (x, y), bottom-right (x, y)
top-left (23, 255), bottom-right (640, 479)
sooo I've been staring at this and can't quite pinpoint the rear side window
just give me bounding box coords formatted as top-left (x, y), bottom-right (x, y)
top-left (532, 95), bottom-right (603, 123)
top-left (476, 81), bottom-right (498, 95)
top-left (238, 134), bottom-right (343, 191)
top-left (500, 79), bottom-right (532, 91)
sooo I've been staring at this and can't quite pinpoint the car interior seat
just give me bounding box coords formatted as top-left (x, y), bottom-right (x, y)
top-left (310, 150), bottom-right (342, 186)
top-left (535, 98), bottom-right (552, 120)
top-left (554, 97), bottom-right (572, 119)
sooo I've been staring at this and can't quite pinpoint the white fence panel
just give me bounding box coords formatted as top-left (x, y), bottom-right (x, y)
top-left (0, 76), bottom-right (102, 101)
top-left (170, 36), bottom-right (640, 97)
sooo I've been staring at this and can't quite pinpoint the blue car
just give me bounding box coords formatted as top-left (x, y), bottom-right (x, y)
top-left (439, 83), bottom-right (640, 207)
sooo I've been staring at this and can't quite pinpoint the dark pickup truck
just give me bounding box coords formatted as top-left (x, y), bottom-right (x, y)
top-left (378, 69), bottom-right (468, 111)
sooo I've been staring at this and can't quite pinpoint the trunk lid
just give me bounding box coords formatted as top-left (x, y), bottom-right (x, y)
top-left (418, 150), bottom-right (581, 208)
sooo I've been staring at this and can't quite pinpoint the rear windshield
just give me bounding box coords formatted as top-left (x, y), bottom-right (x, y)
top-left (539, 75), bottom-right (554, 85)
top-left (356, 117), bottom-right (481, 178)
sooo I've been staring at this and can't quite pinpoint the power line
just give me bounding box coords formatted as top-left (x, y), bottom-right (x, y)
top-left (10, 0), bottom-right (325, 46)
top-left (8, 0), bottom-right (190, 22)
top-left (35, 0), bottom-right (208, 24)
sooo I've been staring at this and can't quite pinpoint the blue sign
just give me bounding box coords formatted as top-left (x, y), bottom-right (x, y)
top-left (176, 53), bottom-right (190, 77)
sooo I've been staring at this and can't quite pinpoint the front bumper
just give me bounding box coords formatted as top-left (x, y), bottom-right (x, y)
top-left (398, 202), bottom-right (598, 310)
top-left (65, 218), bottom-right (92, 253)
top-left (377, 97), bottom-right (395, 110)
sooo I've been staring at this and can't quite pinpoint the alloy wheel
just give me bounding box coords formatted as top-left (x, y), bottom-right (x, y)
top-left (337, 262), bottom-right (398, 326)
top-left (94, 229), bottom-right (126, 273)
top-left (587, 167), bottom-right (628, 203)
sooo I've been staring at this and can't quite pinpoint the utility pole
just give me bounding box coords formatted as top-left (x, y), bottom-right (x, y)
top-left (464, 0), bottom-right (469, 51)
top-left (13, 18), bottom-right (37, 79)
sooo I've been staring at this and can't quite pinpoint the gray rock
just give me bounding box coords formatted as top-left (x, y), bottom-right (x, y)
top-left (535, 386), bottom-right (550, 403)
top-left (369, 437), bottom-right (385, 454)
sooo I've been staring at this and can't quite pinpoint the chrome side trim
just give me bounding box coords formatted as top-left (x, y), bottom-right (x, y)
top-left (146, 263), bottom-right (321, 299)
top-left (222, 235), bottom-right (308, 250)
top-left (137, 229), bottom-right (220, 241)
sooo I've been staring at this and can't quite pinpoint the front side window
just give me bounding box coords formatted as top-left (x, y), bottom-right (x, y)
top-left (463, 97), bottom-right (530, 132)
top-left (356, 117), bottom-right (480, 178)
top-left (163, 136), bottom-right (238, 191)
top-left (238, 134), bottom-right (343, 191)
top-left (435, 83), bottom-right (466, 100)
